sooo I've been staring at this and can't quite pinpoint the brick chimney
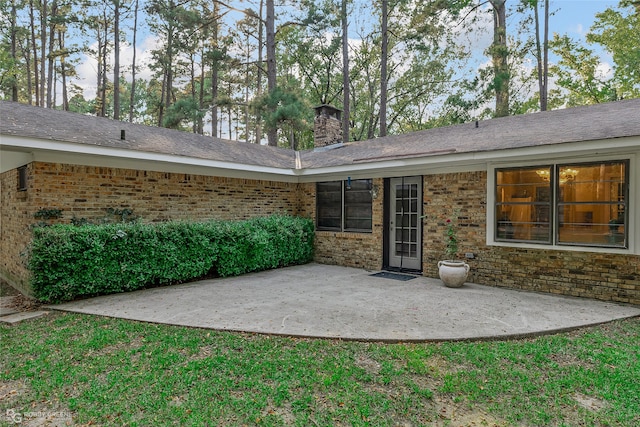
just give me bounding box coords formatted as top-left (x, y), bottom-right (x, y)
top-left (313, 104), bottom-right (343, 150)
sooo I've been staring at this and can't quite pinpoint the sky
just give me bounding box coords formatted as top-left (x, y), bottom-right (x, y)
top-left (544, 1), bottom-right (618, 48)
top-left (72, 0), bottom-right (622, 115)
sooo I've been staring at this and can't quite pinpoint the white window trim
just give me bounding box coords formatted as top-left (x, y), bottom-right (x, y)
top-left (487, 154), bottom-right (636, 255)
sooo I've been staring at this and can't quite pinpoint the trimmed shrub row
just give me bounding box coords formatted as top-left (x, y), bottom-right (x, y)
top-left (28, 215), bottom-right (314, 303)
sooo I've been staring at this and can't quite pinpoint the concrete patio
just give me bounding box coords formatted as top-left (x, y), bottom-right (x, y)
top-left (51, 263), bottom-right (640, 342)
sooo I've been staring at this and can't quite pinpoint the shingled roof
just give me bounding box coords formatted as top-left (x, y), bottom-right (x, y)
top-left (2, 99), bottom-right (639, 173)
top-left (299, 98), bottom-right (640, 168)
top-left (0, 101), bottom-right (296, 169)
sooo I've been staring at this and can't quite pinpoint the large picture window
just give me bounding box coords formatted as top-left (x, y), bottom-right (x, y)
top-left (495, 160), bottom-right (628, 248)
top-left (317, 179), bottom-right (373, 232)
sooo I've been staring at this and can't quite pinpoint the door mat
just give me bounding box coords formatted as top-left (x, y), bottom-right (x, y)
top-left (369, 272), bottom-right (416, 281)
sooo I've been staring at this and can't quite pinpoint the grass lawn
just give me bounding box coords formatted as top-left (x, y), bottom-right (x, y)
top-left (1, 313), bottom-right (638, 426)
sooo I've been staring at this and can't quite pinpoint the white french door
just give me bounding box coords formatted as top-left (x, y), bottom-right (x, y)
top-left (388, 177), bottom-right (422, 270)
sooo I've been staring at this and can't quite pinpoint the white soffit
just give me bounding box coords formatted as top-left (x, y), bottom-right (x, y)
top-left (2, 134), bottom-right (639, 181)
top-left (0, 135), bottom-right (299, 182)
top-left (295, 136), bottom-right (640, 182)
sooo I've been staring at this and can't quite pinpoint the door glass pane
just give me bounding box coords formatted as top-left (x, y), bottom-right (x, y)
top-left (394, 183), bottom-right (419, 254)
top-left (410, 244), bottom-right (417, 258)
top-left (395, 243), bottom-right (410, 257)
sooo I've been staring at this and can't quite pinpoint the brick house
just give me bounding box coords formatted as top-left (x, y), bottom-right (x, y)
top-left (1, 100), bottom-right (639, 304)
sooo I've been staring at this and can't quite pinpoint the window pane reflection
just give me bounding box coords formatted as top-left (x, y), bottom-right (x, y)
top-left (496, 166), bottom-right (552, 243)
top-left (557, 162), bottom-right (626, 247)
top-left (495, 160), bottom-right (628, 248)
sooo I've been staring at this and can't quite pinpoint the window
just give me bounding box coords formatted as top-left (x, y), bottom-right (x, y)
top-left (496, 166), bottom-right (552, 243)
top-left (17, 165), bottom-right (28, 191)
top-left (317, 181), bottom-right (342, 230)
top-left (495, 160), bottom-right (628, 248)
top-left (557, 161), bottom-right (627, 246)
top-left (317, 179), bottom-right (373, 232)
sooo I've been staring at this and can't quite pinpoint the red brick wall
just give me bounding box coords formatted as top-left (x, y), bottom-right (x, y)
top-left (29, 162), bottom-right (302, 222)
top-left (3, 163), bottom-right (637, 304)
top-left (422, 171), bottom-right (639, 305)
top-left (0, 165), bottom-right (34, 292)
top-left (0, 162), bottom-right (307, 293)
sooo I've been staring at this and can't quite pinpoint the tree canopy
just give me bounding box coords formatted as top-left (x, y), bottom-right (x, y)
top-left (1, 0), bottom-right (637, 148)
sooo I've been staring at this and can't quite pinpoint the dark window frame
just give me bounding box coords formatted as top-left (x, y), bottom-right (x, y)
top-left (316, 179), bottom-right (373, 233)
top-left (495, 165), bottom-right (553, 244)
top-left (555, 160), bottom-right (629, 248)
top-left (17, 165), bottom-right (28, 191)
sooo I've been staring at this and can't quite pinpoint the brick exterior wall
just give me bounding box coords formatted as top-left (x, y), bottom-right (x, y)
top-left (2, 162), bottom-right (638, 304)
top-left (422, 171), bottom-right (487, 273)
top-left (422, 171), bottom-right (640, 305)
top-left (0, 162), bottom-right (307, 294)
top-left (0, 164), bottom-right (34, 292)
top-left (310, 178), bottom-right (384, 270)
top-left (30, 162), bottom-right (302, 222)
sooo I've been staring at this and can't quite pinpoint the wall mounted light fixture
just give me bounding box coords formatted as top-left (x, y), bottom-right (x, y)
top-left (370, 184), bottom-right (379, 199)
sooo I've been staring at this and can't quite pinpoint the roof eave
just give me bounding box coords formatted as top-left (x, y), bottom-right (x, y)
top-left (294, 136), bottom-right (640, 182)
top-left (0, 135), bottom-right (299, 181)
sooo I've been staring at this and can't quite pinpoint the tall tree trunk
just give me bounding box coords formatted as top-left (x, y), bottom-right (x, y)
top-left (129, 0), bottom-right (139, 122)
top-left (380, 0), bottom-right (388, 137)
top-left (211, 0), bottom-right (219, 138)
top-left (533, 0), bottom-right (549, 111)
top-left (9, 0), bottom-right (19, 101)
top-left (255, 0), bottom-right (264, 144)
top-left (23, 40), bottom-right (33, 104)
top-left (162, 1), bottom-right (176, 123)
top-left (266, 0), bottom-right (277, 146)
top-left (59, 31), bottom-right (68, 110)
top-left (29, 0), bottom-right (39, 105)
top-left (113, 0), bottom-right (120, 120)
top-left (165, 30), bottom-right (173, 118)
top-left (100, 14), bottom-right (108, 117)
top-left (341, 0), bottom-right (350, 143)
top-left (542, 0), bottom-right (548, 110)
top-left (228, 79), bottom-right (233, 138)
top-left (198, 47), bottom-right (205, 134)
top-left (158, 69), bottom-right (166, 126)
top-left (52, 61), bottom-right (57, 107)
top-left (46, 0), bottom-right (57, 108)
top-left (245, 38), bottom-right (250, 143)
top-left (190, 53), bottom-right (197, 133)
top-left (489, 0), bottom-right (509, 117)
top-left (96, 34), bottom-right (104, 116)
top-left (40, 0), bottom-right (47, 107)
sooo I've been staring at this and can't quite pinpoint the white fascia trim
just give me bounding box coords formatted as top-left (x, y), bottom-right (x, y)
top-left (295, 137), bottom-right (640, 182)
top-left (3, 134), bottom-right (639, 183)
top-left (1, 135), bottom-right (299, 182)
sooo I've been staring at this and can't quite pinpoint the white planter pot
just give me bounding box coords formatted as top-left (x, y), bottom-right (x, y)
top-left (437, 260), bottom-right (470, 288)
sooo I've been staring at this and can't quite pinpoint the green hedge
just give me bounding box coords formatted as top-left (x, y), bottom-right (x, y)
top-left (28, 215), bottom-right (315, 303)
